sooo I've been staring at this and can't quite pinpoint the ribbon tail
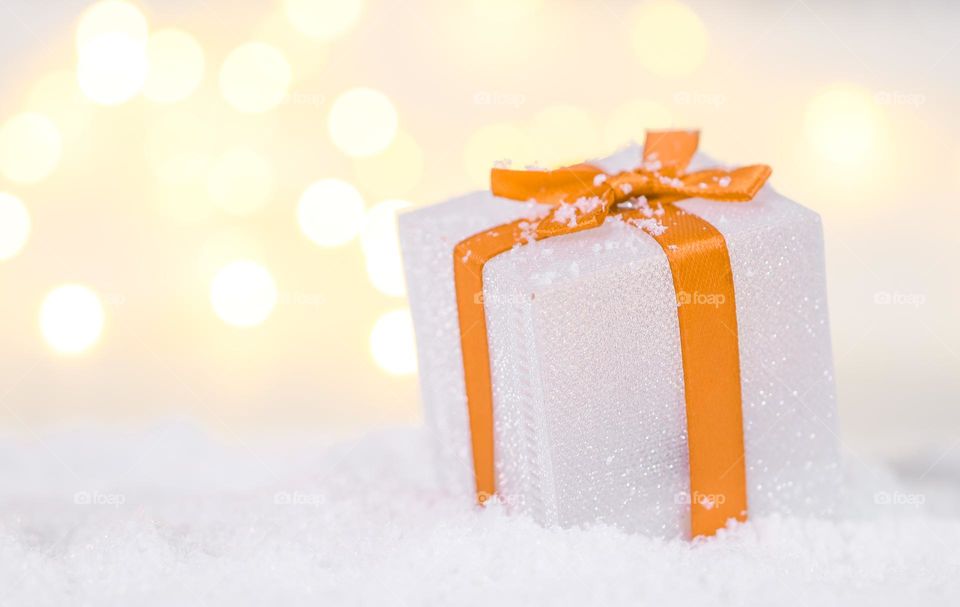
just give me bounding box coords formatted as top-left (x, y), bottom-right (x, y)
top-left (453, 219), bottom-right (532, 503)
top-left (626, 203), bottom-right (750, 536)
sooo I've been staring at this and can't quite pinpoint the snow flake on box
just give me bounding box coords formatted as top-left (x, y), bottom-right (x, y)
top-left (552, 196), bottom-right (606, 228)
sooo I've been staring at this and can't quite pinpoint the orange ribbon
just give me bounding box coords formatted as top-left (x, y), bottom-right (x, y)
top-left (453, 130), bottom-right (771, 537)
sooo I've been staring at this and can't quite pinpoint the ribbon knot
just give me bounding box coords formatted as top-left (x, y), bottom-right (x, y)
top-left (490, 131), bottom-right (772, 239)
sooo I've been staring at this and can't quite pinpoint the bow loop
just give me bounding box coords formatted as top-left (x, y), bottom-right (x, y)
top-left (489, 130), bottom-right (772, 241)
top-left (490, 165), bottom-right (605, 205)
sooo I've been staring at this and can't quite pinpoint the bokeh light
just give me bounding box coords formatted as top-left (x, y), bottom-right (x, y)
top-left (77, 35), bottom-right (148, 105)
top-left (0, 193), bottom-right (31, 261)
top-left (0, 113), bottom-right (63, 184)
top-left (804, 85), bottom-right (885, 166)
top-left (145, 109), bottom-right (215, 185)
top-left (219, 42), bottom-right (292, 113)
top-left (75, 1), bottom-right (150, 106)
top-left (464, 123), bottom-right (535, 188)
top-left (630, 0), bottom-right (708, 77)
top-left (198, 229), bottom-right (265, 279)
top-left (284, 0), bottom-right (364, 41)
top-left (530, 105), bottom-right (601, 168)
top-left (152, 182), bottom-right (215, 224)
top-left (469, 0), bottom-right (542, 20)
top-left (210, 260), bottom-right (278, 327)
top-left (327, 87), bottom-right (398, 157)
top-left (353, 131), bottom-right (424, 198)
top-left (26, 71), bottom-right (94, 142)
top-left (369, 309), bottom-right (417, 375)
top-left (206, 147), bottom-right (275, 216)
top-left (75, 0), bottom-right (148, 50)
top-left (604, 99), bottom-right (673, 150)
top-left (40, 284), bottom-right (105, 355)
top-left (297, 178), bottom-right (366, 247)
top-left (361, 200), bottom-right (412, 297)
top-left (143, 29), bottom-right (205, 104)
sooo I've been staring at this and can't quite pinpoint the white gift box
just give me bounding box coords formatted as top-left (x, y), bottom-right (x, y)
top-left (399, 146), bottom-right (841, 538)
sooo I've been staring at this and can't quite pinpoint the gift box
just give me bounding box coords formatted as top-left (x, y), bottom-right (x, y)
top-left (399, 131), bottom-right (840, 539)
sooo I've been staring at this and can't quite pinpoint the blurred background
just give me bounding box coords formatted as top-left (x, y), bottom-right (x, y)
top-left (0, 0), bottom-right (956, 464)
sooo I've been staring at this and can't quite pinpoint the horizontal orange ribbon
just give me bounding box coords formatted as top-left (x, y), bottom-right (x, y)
top-left (453, 130), bottom-right (771, 537)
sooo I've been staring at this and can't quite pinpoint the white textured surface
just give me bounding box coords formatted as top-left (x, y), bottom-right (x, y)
top-left (399, 149), bottom-right (840, 537)
top-left (0, 422), bottom-right (957, 606)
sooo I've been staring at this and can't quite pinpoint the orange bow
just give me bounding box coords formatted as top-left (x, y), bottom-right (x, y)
top-left (453, 130), bottom-right (772, 538)
top-left (491, 130), bottom-right (770, 239)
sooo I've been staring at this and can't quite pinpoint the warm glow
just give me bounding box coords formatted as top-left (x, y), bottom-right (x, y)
top-left (210, 260), bottom-right (278, 327)
top-left (631, 0), bottom-right (708, 77)
top-left (145, 110), bottom-right (215, 185)
top-left (353, 132), bottom-right (423, 198)
top-left (206, 147), bottom-right (275, 215)
top-left (219, 42), bottom-right (292, 113)
top-left (198, 229), bottom-right (264, 278)
top-left (956, 151), bottom-right (960, 190)
top-left (0, 193), bottom-right (30, 261)
top-left (143, 29), bottom-right (205, 103)
top-left (77, 34), bottom-right (148, 105)
top-left (0, 113), bottom-right (62, 184)
top-left (76, 1), bottom-right (148, 50)
top-left (530, 105), bottom-right (601, 168)
top-left (75, 2), bottom-right (150, 105)
top-left (604, 99), bottom-right (673, 150)
top-left (26, 71), bottom-right (94, 141)
top-left (805, 85), bottom-right (884, 166)
top-left (40, 285), bottom-right (105, 355)
top-left (151, 182), bottom-right (214, 224)
top-left (327, 88), bottom-right (398, 157)
top-left (284, 0), bottom-right (364, 41)
top-left (464, 123), bottom-right (535, 188)
top-left (361, 200), bottom-right (412, 297)
top-left (297, 178), bottom-right (366, 247)
top-left (469, 0), bottom-right (542, 20)
top-left (369, 309), bottom-right (417, 375)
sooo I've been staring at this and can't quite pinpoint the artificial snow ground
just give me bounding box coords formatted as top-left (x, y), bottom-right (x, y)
top-left (1, 422), bottom-right (958, 606)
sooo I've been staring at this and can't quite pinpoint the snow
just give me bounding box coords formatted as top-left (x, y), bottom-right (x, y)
top-left (1, 422), bottom-right (958, 606)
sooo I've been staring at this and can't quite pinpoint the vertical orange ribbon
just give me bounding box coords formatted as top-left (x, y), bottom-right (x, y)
top-left (453, 131), bottom-right (771, 537)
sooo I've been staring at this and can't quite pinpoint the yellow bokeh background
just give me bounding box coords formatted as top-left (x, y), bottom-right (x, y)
top-left (0, 0), bottom-right (956, 456)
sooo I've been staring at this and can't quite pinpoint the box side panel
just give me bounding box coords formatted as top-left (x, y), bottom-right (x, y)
top-left (731, 215), bottom-right (840, 517)
top-left (683, 190), bottom-right (841, 518)
top-left (486, 219), bottom-right (691, 537)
